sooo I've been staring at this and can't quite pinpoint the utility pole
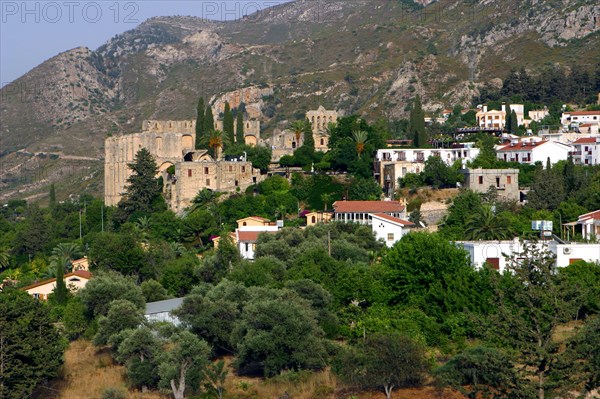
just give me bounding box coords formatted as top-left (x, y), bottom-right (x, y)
top-left (79, 208), bottom-right (82, 241)
top-left (328, 230), bottom-right (331, 257)
top-left (101, 203), bottom-right (104, 232)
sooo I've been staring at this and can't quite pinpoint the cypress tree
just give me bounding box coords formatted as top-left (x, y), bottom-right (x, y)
top-left (204, 106), bottom-right (215, 135)
top-left (49, 184), bottom-right (56, 208)
top-left (505, 109), bottom-right (512, 132)
top-left (302, 120), bottom-right (315, 153)
top-left (54, 259), bottom-right (67, 305)
top-left (510, 110), bottom-right (519, 134)
top-left (195, 97), bottom-right (205, 149)
top-left (223, 102), bottom-right (234, 145)
top-left (236, 111), bottom-right (245, 144)
top-left (409, 95), bottom-right (426, 147)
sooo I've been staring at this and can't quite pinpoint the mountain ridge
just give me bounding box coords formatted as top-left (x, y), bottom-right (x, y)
top-left (1, 0), bottom-right (599, 201)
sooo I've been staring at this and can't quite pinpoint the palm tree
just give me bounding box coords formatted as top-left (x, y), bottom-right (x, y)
top-left (465, 204), bottom-right (514, 240)
top-left (290, 120), bottom-right (305, 147)
top-left (52, 243), bottom-right (82, 265)
top-left (136, 215), bottom-right (151, 241)
top-left (321, 193), bottom-right (332, 211)
top-left (352, 130), bottom-right (369, 158)
top-left (169, 242), bottom-right (188, 257)
top-left (209, 130), bottom-right (225, 159)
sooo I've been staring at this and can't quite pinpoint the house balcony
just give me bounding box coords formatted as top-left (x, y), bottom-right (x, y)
top-left (496, 184), bottom-right (506, 190)
top-left (570, 151), bottom-right (582, 156)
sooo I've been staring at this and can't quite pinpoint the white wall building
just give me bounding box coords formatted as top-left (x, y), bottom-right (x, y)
top-left (476, 104), bottom-right (530, 128)
top-left (575, 210), bottom-right (600, 241)
top-left (561, 110), bottom-right (600, 126)
top-left (333, 201), bottom-right (406, 225)
top-left (374, 144), bottom-right (480, 188)
top-left (496, 138), bottom-right (572, 166)
top-left (570, 137), bottom-right (600, 165)
top-left (457, 239), bottom-right (600, 273)
top-left (213, 216), bottom-right (281, 260)
top-left (370, 213), bottom-right (415, 247)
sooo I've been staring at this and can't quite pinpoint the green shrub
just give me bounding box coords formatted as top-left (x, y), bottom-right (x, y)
top-left (101, 387), bottom-right (126, 399)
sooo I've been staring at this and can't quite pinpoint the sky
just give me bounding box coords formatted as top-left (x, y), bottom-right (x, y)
top-left (0, 0), bottom-right (293, 85)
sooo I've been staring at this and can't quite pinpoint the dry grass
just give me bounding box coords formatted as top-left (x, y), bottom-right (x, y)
top-left (51, 341), bottom-right (466, 399)
top-left (51, 340), bottom-right (162, 399)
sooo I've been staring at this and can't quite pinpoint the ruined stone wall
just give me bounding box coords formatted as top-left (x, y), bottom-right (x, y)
top-left (166, 160), bottom-right (264, 212)
top-left (104, 122), bottom-right (196, 206)
top-left (143, 120), bottom-right (196, 133)
top-left (213, 119), bottom-right (261, 140)
top-left (306, 106), bottom-right (338, 134)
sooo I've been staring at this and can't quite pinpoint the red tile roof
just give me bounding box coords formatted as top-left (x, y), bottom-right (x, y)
top-left (579, 210), bottom-right (600, 221)
top-left (333, 201), bottom-right (405, 213)
top-left (21, 270), bottom-right (92, 291)
top-left (497, 140), bottom-right (547, 151)
top-left (371, 213), bottom-right (415, 226)
top-left (573, 137), bottom-right (599, 144)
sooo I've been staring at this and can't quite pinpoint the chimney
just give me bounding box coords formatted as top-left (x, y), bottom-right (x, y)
top-left (501, 103), bottom-right (506, 113)
top-left (483, 105), bottom-right (488, 113)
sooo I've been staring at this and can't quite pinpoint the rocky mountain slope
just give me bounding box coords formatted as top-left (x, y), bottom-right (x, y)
top-left (1, 0), bottom-right (598, 202)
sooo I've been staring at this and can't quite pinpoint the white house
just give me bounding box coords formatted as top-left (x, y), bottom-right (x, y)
top-left (370, 213), bottom-right (415, 247)
top-left (570, 137), bottom-right (600, 165)
top-left (476, 104), bottom-right (530, 128)
top-left (575, 210), bottom-right (600, 241)
top-left (457, 239), bottom-right (600, 272)
top-left (561, 110), bottom-right (600, 127)
top-left (21, 270), bottom-right (92, 300)
top-left (213, 216), bottom-right (281, 260)
top-left (332, 201), bottom-right (406, 225)
top-left (374, 144), bottom-right (480, 190)
top-left (547, 241), bottom-right (600, 266)
top-left (145, 298), bottom-right (184, 326)
top-left (496, 138), bottom-right (572, 166)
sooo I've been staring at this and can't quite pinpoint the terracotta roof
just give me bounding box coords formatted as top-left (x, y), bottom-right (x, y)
top-left (237, 230), bottom-right (276, 243)
top-left (567, 111), bottom-right (600, 116)
top-left (21, 270), bottom-right (92, 291)
top-left (497, 140), bottom-right (547, 151)
top-left (573, 137), bottom-right (599, 144)
top-left (579, 210), bottom-right (600, 221)
top-left (370, 213), bottom-right (415, 226)
top-left (333, 201), bottom-right (405, 213)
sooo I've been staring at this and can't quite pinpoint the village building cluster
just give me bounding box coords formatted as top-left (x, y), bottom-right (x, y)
top-left (91, 95), bottom-right (600, 289)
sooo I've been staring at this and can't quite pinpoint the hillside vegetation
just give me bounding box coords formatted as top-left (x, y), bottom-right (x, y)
top-left (1, 0), bottom-right (599, 200)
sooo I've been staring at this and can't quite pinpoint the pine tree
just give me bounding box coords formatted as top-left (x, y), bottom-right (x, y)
top-left (223, 102), bottom-right (234, 145)
top-left (302, 120), bottom-right (315, 153)
top-left (204, 105), bottom-right (215, 136)
top-left (54, 258), bottom-right (67, 305)
top-left (510, 110), bottom-right (519, 134)
top-left (409, 95), bottom-right (426, 147)
top-left (195, 97), bottom-right (205, 149)
top-left (49, 183), bottom-right (56, 208)
top-left (236, 111), bottom-right (245, 144)
top-left (115, 148), bottom-right (163, 224)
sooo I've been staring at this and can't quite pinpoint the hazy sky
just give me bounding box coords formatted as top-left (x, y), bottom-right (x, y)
top-left (0, 0), bottom-right (292, 84)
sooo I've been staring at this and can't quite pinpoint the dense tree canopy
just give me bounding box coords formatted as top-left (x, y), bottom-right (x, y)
top-left (0, 290), bottom-right (66, 399)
